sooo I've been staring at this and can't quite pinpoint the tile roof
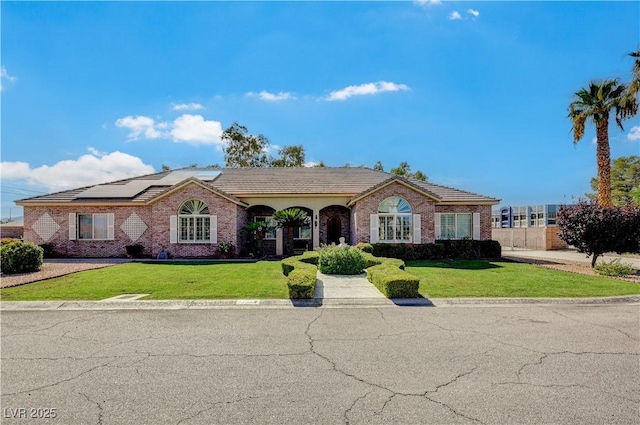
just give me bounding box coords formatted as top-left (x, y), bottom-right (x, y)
top-left (16, 167), bottom-right (499, 205)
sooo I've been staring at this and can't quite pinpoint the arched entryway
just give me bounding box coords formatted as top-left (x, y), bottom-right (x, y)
top-left (319, 205), bottom-right (351, 246)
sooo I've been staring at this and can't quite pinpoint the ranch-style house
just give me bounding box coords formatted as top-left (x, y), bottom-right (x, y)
top-left (17, 167), bottom-right (500, 258)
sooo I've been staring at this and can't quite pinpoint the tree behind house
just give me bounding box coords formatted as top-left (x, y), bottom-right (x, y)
top-left (588, 155), bottom-right (640, 206)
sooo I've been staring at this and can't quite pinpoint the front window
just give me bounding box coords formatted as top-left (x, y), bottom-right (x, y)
top-left (179, 199), bottom-right (210, 242)
top-left (440, 213), bottom-right (472, 239)
top-left (294, 223), bottom-right (312, 239)
top-left (255, 216), bottom-right (277, 240)
top-left (78, 214), bottom-right (109, 240)
top-left (378, 196), bottom-right (412, 243)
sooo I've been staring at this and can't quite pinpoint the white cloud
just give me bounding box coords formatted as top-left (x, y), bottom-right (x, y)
top-left (325, 81), bottom-right (410, 101)
top-left (449, 11), bottom-right (462, 20)
top-left (247, 91), bottom-right (296, 101)
top-left (627, 126), bottom-right (640, 141)
top-left (304, 161), bottom-right (320, 168)
top-left (115, 114), bottom-right (223, 146)
top-left (170, 114), bottom-right (223, 145)
top-left (1, 149), bottom-right (155, 192)
top-left (1, 66), bottom-right (17, 91)
top-left (413, 0), bottom-right (441, 7)
top-left (467, 9), bottom-right (480, 17)
top-left (172, 102), bottom-right (205, 111)
top-left (591, 136), bottom-right (597, 145)
top-left (115, 115), bottom-right (167, 140)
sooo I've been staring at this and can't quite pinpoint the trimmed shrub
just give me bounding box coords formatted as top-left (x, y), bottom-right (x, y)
top-left (318, 245), bottom-right (367, 275)
top-left (436, 240), bottom-right (502, 259)
top-left (362, 252), bottom-right (404, 269)
top-left (594, 259), bottom-right (636, 277)
top-left (355, 242), bottom-right (374, 253)
top-left (367, 264), bottom-right (420, 298)
top-left (371, 241), bottom-right (500, 261)
top-left (281, 252), bottom-right (318, 299)
top-left (1, 240), bottom-right (44, 274)
top-left (125, 244), bottom-right (145, 258)
top-left (287, 268), bottom-right (317, 298)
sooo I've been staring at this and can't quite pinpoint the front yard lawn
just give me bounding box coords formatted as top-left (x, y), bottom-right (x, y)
top-left (0, 261), bottom-right (289, 301)
top-left (407, 260), bottom-right (640, 298)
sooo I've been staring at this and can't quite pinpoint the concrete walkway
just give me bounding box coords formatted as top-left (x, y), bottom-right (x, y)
top-left (314, 271), bottom-right (386, 299)
top-left (503, 248), bottom-right (640, 268)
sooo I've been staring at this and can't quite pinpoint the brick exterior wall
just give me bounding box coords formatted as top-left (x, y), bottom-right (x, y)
top-left (22, 183), bottom-right (246, 258)
top-left (435, 204), bottom-right (492, 240)
top-left (319, 206), bottom-right (351, 245)
top-left (350, 182), bottom-right (437, 243)
top-left (23, 205), bottom-right (152, 258)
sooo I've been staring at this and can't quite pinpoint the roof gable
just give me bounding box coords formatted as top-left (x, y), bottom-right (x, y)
top-left (347, 176), bottom-right (441, 206)
top-left (147, 177), bottom-right (247, 207)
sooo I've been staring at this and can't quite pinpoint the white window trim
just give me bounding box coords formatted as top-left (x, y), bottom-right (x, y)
top-left (378, 213), bottom-right (413, 243)
top-left (178, 214), bottom-right (211, 243)
top-left (76, 213), bottom-right (114, 241)
top-left (437, 213), bottom-right (475, 240)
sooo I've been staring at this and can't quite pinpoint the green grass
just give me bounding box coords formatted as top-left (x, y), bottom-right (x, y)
top-left (0, 261), bottom-right (289, 301)
top-left (407, 260), bottom-right (640, 298)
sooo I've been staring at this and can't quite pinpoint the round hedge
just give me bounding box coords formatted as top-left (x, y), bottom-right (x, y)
top-left (318, 245), bottom-right (367, 275)
top-left (1, 240), bottom-right (44, 274)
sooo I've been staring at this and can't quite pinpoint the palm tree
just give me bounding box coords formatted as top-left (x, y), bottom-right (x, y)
top-left (272, 208), bottom-right (310, 256)
top-left (569, 79), bottom-right (637, 207)
top-left (627, 46), bottom-right (640, 98)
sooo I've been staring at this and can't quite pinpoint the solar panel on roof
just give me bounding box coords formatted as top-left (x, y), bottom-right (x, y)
top-left (156, 170), bottom-right (222, 185)
top-left (75, 180), bottom-right (152, 198)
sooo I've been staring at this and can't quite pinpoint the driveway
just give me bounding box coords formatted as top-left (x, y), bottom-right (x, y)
top-left (1, 304), bottom-right (638, 424)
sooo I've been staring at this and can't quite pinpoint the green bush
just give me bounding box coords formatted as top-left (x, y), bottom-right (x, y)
top-left (125, 244), bottom-right (145, 258)
top-left (287, 268), bottom-right (317, 298)
top-left (1, 240), bottom-right (44, 274)
top-left (355, 242), bottom-right (374, 253)
top-left (362, 252), bottom-right (404, 269)
top-left (436, 240), bottom-right (501, 259)
top-left (594, 259), bottom-right (636, 277)
top-left (281, 253), bottom-right (318, 299)
top-left (367, 264), bottom-right (420, 298)
top-left (318, 245), bottom-right (367, 275)
top-left (371, 241), bottom-right (500, 260)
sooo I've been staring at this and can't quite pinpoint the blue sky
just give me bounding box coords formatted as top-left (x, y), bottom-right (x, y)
top-left (2, 1), bottom-right (639, 219)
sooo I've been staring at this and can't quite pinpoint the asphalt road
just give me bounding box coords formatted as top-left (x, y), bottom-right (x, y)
top-left (1, 304), bottom-right (638, 425)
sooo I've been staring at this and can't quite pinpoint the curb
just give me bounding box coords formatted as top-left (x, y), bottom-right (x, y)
top-left (1, 295), bottom-right (638, 311)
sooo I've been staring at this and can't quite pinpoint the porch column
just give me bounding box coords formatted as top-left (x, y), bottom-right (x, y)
top-left (276, 228), bottom-right (283, 256)
top-left (312, 210), bottom-right (320, 249)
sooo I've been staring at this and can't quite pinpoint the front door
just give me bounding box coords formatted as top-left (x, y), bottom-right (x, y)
top-left (327, 216), bottom-right (341, 245)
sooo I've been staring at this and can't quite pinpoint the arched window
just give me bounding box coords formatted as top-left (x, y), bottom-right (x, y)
top-left (178, 200), bottom-right (211, 242)
top-left (378, 196), bottom-right (412, 242)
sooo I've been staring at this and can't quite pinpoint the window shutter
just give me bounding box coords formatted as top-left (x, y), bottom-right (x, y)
top-left (209, 215), bottom-right (217, 244)
top-left (170, 215), bottom-right (178, 244)
top-left (107, 213), bottom-right (115, 240)
top-left (370, 214), bottom-right (379, 243)
top-left (434, 213), bottom-right (441, 240)
top-left (412, 214), bottom-right (421, 244)
top-left (473, 212), bottom-right (481, 240)
top-left (68, 213), bottom-right (76, 240)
